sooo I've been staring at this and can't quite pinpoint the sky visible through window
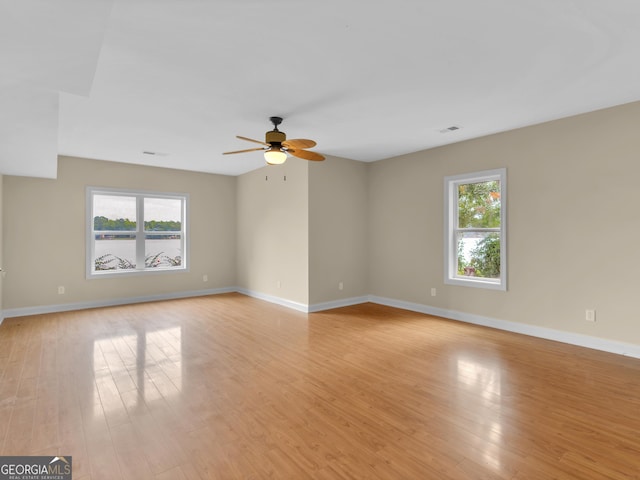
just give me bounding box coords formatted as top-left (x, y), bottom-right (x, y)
top-left (94, 195), bottom-right (181, 223)
top-left (144, 197), bottom-right (182, 222)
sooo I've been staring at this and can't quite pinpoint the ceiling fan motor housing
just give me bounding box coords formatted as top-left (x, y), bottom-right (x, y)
top-left (265, 130), bottom-right (286, 144)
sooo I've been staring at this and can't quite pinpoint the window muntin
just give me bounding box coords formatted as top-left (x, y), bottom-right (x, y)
top-left (88, 188), bottom-right (187, 277)
top-left (445, 169), bottom-right (506, 290)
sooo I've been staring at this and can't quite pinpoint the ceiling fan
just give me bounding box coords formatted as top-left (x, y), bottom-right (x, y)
top-left (223, 116), bottom-right (325, 165)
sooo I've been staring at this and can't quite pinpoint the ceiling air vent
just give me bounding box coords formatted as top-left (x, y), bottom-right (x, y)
top-left (142, 151), bottom-right (168, 156)
top-left (439, 125), bottom-right (462, 134)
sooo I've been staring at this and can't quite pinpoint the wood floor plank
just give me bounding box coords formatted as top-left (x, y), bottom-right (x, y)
top-left (1, 294), bottom-right (640, 479)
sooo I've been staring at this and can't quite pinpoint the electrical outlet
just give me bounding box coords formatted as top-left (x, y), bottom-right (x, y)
top-left (203, 274), bottom-right (208, 282)
top-left (585, 309), bottom-right (596, 322)
top-left (58, 286), bottom-right (65, 295)
top-left (338, 282), bottom-right (344, 291)
top-left (431, 288), bottom-right (437, 297)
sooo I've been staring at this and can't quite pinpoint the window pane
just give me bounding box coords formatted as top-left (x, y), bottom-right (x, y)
top-left (94, 235), bottom-right (136, 271)
top-left (458, 181), bottom-right (501, 228)
top-left (457, 232), bottom-right (501, 278)
top-left (93, 195), bottom-right (137, 230)
top-left (144, 197), bottom-right (182, 232)
top-left (145, 235), bottom-right (182, 268)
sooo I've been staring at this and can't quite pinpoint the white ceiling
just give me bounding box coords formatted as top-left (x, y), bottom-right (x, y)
top-left (3, 0), bottom-right (640, 178)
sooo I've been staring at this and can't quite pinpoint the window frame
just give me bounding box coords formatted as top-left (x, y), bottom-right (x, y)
top-left (86, 187), bottom-right (189, 279)
top-left (444, 168), bottom-right (507, 291)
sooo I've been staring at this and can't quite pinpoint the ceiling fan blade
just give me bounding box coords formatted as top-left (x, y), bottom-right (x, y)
top-left (223, 147), bottom-right (265, 155)
top-left (282, 138), bottom-right (317, 149)
top-left (288, 149), bottom-right (325, 161)
top-left (237, 135), bottom-right (269, 146)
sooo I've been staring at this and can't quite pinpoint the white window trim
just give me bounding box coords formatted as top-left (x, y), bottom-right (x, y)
top-left (444, 168), bottom-right (507, 291)
top-left (86, 187), bottom-right (189, 279)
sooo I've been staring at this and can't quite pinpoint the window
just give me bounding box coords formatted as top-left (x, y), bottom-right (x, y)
top-left (87, 188), bottom-right (188, 277)
top-left (444, 168), bottom-right (506, 290)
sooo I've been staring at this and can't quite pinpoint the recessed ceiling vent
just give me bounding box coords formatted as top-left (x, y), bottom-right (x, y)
top-left (439, 125), bottom-right (462, 134)
top-left (142, 151), bottom-right (168, 156)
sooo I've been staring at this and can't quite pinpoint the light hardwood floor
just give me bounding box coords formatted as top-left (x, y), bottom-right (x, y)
top-left (1, 293), bottom-right (639, 479)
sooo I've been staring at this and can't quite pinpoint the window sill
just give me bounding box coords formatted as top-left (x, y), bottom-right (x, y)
top-left (88, 266), bottom-right (188, 279)
top-left (445, 276), bottom-right (506, 291)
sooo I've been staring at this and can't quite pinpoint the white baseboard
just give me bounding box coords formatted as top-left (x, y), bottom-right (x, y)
top-left (1, 287), bottom-right (237, 319)
top-left (308, 296), bottom-right (370, 313)
top-left (236, 290), bottom-right (370, 313)
top-left (235, 288), bottom-right (310, 312)
top-left (369, 295), bottom-right (640, 359)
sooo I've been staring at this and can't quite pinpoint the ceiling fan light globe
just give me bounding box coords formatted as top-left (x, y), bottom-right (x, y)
top-left (264, 149), bottom-right (287, 165)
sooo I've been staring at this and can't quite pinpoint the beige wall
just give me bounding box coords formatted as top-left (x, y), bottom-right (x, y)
top-left (236, 160), bottom-right (309, 305)
top-left (369, 101), bottom-right (640, 345)
top-left (3, 156), bottom-right (236, 310)
top-left (309, 156), bottom-right (368, 304)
